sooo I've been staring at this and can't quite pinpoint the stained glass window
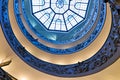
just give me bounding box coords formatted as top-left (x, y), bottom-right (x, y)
top-left (32, 0), bottom-right (89, 31)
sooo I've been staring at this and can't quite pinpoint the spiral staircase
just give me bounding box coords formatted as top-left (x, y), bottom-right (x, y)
top-left (0, 0), bottom-right (120, 80)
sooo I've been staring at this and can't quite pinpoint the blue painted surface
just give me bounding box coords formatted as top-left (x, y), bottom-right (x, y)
top-left (22, 0), bottom-right (95, 44)
top-left (0, 0), bottom-right (120, 77)
top-left (12, 0), bottom-right (107, 54)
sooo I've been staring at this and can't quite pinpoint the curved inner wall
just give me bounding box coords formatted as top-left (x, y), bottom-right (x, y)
top-left (18, 0), bottom-right (102, 49)
top-left (0, 0), bottom-right (120, 79)
top-left (9, 0), bottom-right (111, 65)
top-left (22, 0), bottom-right (96, 44)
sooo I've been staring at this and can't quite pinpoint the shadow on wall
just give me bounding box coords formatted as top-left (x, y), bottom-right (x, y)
top-left (0, 68), bottom-right (12, 80)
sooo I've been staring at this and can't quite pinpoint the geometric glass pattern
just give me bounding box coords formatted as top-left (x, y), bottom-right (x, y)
top-left (32, 0), bottom-right (89, 31)
top-left (2, 0), bottom-right (120, 78)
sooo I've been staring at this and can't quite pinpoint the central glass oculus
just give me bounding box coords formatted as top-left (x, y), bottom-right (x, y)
top-left (51, 0), bottom-right (68, 14)
top-left (31, 0), bottom-right (89, 31)
top-left (56, 0), bottom-right (64, 9)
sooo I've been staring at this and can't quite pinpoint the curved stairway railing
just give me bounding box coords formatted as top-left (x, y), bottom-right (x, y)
top-left (0, 0), bottom-right (120, 77)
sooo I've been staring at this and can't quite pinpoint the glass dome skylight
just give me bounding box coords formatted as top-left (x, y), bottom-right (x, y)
top-left (18, 0), bottom-right (106, 54)
top-left (32, 0), bottom-right (89, 31)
